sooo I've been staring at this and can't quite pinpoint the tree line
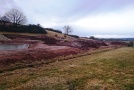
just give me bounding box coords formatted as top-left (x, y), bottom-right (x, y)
top-left (0, 9), bottom-right (27, 26)
top-left (0, 8), bottom-right (75, 36)
top-left (0, 9), bottom-right (47, 34)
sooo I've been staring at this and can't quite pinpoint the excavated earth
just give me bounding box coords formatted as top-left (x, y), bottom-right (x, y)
top-left (0, 34), bottom-right (126, 66)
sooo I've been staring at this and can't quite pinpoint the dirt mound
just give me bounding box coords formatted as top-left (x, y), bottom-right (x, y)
top-left (3, 34), bottom-right (58, 44)
top-left (57, 39), bottom-right (108, 50)
top-left (0, 34), bottom-right (11, 41)
top-left (110, 41), bottom-right (127, 46)
top-left (31, 43), bottom-right (70, 50)
top-left (0, 39), bottom-right (42, 45)
top-left (0, 34), bottom-right (124, 69)
top-left (0, 48), bottom-right (81, 66)
top-left (77, 40), bottom-right (108, 49)
top-left (3, 34), bottom-right (33, 40)
top-left (35, 35), bottom-right (58, 44)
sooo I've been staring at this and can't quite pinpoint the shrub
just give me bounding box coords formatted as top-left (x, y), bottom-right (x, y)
top-left (128, 41), bottom-right (133, 47)
top-left (89, 36), bottom-right (95, 39)
top-left (35, 35), bottom-right (58, 44)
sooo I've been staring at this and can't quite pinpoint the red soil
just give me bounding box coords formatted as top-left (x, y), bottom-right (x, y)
top-left (0, 47), bottom-right (81, 65)
top-left (0, 34), bottom-right (127, 66)
top-left (0, 40), bottom-right (81, 66)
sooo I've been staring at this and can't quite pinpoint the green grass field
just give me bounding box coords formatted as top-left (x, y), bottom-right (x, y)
top-left (0, 47), bottom-right (134, 90)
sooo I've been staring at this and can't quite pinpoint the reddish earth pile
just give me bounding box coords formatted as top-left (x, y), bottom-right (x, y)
top-left (3, 34), bottom-right (58, 44)
top-left (0, 34), bottom-right (127, 67)
top-left (57, 39), bottom-right (108, 50)
top-left (0, 48), bottom-right (81, 66)
top-left (110, 41), bottom-right (127, 46)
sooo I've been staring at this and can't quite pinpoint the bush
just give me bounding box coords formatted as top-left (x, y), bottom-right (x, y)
top-left (89, 36), bottom-right (95, 39)
top-left (128, 41), bottom-right (133, 47)
top-left (35, 35), bottom-right (58, 44)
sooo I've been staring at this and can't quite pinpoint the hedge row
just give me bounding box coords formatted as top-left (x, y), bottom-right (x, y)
top-left (0, 25), bottom-right (47, 34)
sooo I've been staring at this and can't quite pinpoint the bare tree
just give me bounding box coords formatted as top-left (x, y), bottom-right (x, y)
top-left (63, 25), bottom-right (73, 35)
top-left (0, 15), bottom-right (2, 22)
top-left (0, 16), bottom-right (10, 26)
top-left (5, 9), bottom-right (27, 26)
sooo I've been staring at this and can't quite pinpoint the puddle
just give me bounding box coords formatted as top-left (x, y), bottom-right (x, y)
top-left (0, 44), bottom-right (29, 50)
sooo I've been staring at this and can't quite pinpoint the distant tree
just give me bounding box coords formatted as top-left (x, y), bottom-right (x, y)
top-left (63, 25), bottom-right (73, 35)
top-left (128, 41), bottom-right (133, 47)
top-left (0, 16), bottom-right (1, 25)
top-left (0, 15), bottom-right (1, 21)
top-left (89, 36), bottom-right (95, 39)
top-left (0, 16), bottom-right (10, 26)
top-left (5, 9), bottom-right (27, 26)
top-left (37, 23), bottom-right (41, 27)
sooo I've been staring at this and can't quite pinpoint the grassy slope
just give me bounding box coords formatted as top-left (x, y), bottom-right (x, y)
top-left (0, 47), bottom-right (134, 90)
top-left (0, 31), bottom-right (46, 36)
top-left (46, 30), bottom-right (64, 37)
top-left (45, 30), bottom-right (76, 40)
top-left (0, 30), bottom-right (76, 41)
top-left (0, 30), bottom-right (71, 37)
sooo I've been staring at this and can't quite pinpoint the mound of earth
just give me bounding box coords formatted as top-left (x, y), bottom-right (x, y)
top-left (3, 34), bottom-right (58, 44)
top-left (0, 47), bottom-right (81, 66)
top-left (110, 41), bottom-right (127, 46)
top-left (0, 34), bottom-right (127, 68)
top-left (0, 34), bottom-right (11, 41)
top-left (57, 39), bottom-right (108, 49)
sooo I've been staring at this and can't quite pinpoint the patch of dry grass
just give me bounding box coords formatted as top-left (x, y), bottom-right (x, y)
top-left (46, 30), bottom-right (76, 40)
top-left (46, 30), bottom-right (64, 37)
top-left (0, 31), bottom-right (45, 36)
top-left (0, 47), bottom-right (134, 90)
top-left (0, 30), bottom-right (76, 41)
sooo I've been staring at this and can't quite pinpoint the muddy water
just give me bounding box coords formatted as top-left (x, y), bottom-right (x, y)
top-left (0, 44), bottom-right (29, 50)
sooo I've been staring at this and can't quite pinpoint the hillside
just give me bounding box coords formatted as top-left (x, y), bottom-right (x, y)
top-left (0, 29), bottom-right (76, 40)
top-left (0, 24), bottom-right (133, 90)
top-left (0, 47), bottom-right (133, 90)
top-left (0, 29), bottom-right (129, 68)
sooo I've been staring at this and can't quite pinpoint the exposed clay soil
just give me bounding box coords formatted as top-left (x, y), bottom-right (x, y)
top-left (0, 38), bottom-right (81, 66)
top-left (0, 34), bottom-right (127, 66)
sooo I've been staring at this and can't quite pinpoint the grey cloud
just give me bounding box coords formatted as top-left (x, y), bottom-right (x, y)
top-left (1, 0), bottom-right (134, 37)
top-left (0, 0), bottom-right (19, 15)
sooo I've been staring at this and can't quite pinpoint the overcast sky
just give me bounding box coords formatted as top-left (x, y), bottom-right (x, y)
top-left (0, 0), bottom-right (134, 38)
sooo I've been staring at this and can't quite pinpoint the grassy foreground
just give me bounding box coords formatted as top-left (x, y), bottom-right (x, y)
top-left (0, 47), bottom-right (134, 90)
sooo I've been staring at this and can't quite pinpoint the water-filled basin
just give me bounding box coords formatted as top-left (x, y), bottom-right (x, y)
top-left (0, 44), bottom-right (29, 50)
